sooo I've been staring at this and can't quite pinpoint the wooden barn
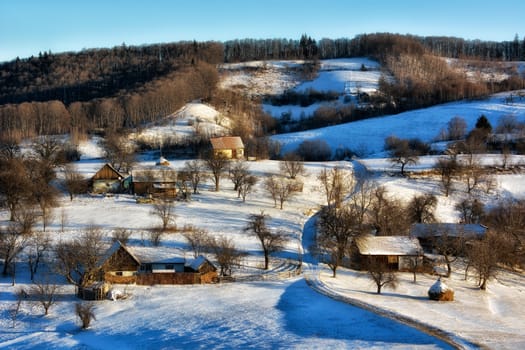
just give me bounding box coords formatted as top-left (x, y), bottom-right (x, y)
top-left (210, 136), bottom-right (244, 159)
top-left (98, 241), bottom-right (217, 285)
top-left (352, 235), bottom-right (423, 271)
top-left (409, 223), bottom-right (487, 254)
top-left (91, 163), bottom-right (127, 194)
top-left (131, 166), bottom-right (178, 198)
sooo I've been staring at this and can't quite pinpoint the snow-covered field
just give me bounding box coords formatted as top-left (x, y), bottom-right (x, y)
top-left (2, 61), bottom-right (525, 349)
top-left (272, 91), bottom-right (525, 157)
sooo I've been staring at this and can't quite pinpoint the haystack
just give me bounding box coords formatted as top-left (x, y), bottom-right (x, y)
top-left (428, 278), bottom-right (454, 301)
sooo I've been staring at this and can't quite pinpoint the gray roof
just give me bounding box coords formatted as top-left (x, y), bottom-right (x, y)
top-left (132, 166), bottom-right (177, 183)
top-left (410, 223), bottom-right (487, 239)
top-left (356, 235), bottom-right (422, 256)
top-left (100, 241), bottom-right (212, 269)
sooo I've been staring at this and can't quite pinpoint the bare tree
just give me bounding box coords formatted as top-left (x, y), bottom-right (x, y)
top-left (0, 157), bottom-right (32, 221)
top-left (317, 166), bottom-right (355, 208)
top-left (32, 136), bottom-right (65, 167)
top-left (181, 225), bottom-right (210, 258)
top-left (207, 235), bottom-right (244, 277)
top-left (317, 205), bottom-right (359, 277)
top-left (54, 225), bottom-right (105, 288)
top-left (183, 159), bottom-right (208, 194)
top-left (111, 228), bottom-right (131, 245)
top-left (0, 134), bottom-right (21, 161)
top-left (385, 136), bottom-right (420, 176)
top-left (407, 194), bottom-right (437, 224)
top-left (103, 132), bottom-right (135, 173)
top-left (239, 175), bottom-right (258, 202)
top-left (228, 160), bottom-right (250, 196)
top-left (447, 116), bottom-right (468, 140)
top-left (151, 198), bottom-right (175, 232)
top-left (458, 155), bottom-right (485, 194)
top-left (434, 156), bottom-right (458, 197)
top-left (279, 152), bottom-right (305, 179)
top-left (76, 302), bottom-right (96, 329)
top-left (456, 198), bottom-right (485, 224)
top-left (245, 212), bottom-right (288, 270)
top-left (204, 151), bottom-right (229, 191)
top-left (27, 231), bottom-right (51, 281)
top-left (264, 176), bottom-right (299, 210)
top-left (0, 224), bottom-right (28, 278)
top-left (149, 228), bottom-right (164, 247)
top-left (429, 229), bottom-right (464, 277)
top-left (30, 275), bottom-right (61, 315)
top-left (467, 231), bottom-right (514, 290)
top-left (365, 259), bottom-right (398, 294)
top-left (63, 165), bottom-right (88, 201)
top-left (370, 186), bottom-right (408, 235)
top-left (10, 287), bottom-right (27, 328)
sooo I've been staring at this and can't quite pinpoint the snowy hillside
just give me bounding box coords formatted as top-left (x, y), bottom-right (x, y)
top-left (272, 91), bottom-right (525, 157)
top-left (130, 102), bottom-right (230, 148)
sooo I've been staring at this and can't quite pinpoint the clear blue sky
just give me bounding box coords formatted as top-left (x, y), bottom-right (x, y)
top-left (1, 0), bottom-right (524, 62)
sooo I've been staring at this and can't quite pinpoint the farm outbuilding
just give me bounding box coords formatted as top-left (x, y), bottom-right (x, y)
top-left (131, 166), bottom-right (178, 198)
top-left (91, 163), bottom-right (127, 194)
top-left (98, 241), bottom-right (217, 285)
top-left (352, 235), bottom-right (423, 271)
top-left (409, 223), bottom-right (487, 254)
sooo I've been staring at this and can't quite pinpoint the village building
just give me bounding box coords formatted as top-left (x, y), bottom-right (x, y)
top-left (91, 163), bottom-right (128, 194)
top-left (409, 223), bottom-right (487, 254)
top-left (210, 136), bottom-right (244, 159)
top-left (98, 241), bottom-right (217, 285)
top-left (131, 165), bottom-right (178, 198)
top-left (351, 235), bottom-right (423, 271)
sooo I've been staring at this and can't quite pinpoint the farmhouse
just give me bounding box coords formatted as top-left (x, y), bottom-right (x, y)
top-left (131, 166), bottom-right (178, 197)
top-left (210, 136), bottom-right (244, 159)
top-left (352, 235), bottom-right (423, 271)
top-left (409, 223), bottom-right (487, 253)
top-left (99, 241), bottom-right (217, 285)
top-left (91, 163), bottom-right (127, 194)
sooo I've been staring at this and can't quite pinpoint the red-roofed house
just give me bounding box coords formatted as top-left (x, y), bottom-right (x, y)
top-left (210, 136), bottom-right (244, 159)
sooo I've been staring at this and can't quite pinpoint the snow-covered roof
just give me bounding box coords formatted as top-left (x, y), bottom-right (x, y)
top-left (410, 223), bottom-right (487, 239)
top-left (132, 166), bottom-right (177, 183)
top-left (356, 235), bottom-right (422, 256)
top-left (185, 255), bottom-right (213, 271)
top-left (126, 245), bottom-right (185, 264)
top-left (210, 136), bottom-right (244, 150)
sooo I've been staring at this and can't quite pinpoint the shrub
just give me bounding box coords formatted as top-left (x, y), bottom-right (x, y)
top-left (76, 302), bottom-right (96, 329)
top-left (297, 139), bottom-right (332, 161)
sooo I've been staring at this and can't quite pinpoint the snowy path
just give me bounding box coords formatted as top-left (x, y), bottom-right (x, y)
top-left (299, 211), bottom-right (476, 349)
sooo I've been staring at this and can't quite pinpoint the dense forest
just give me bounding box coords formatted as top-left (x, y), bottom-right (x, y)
top-left (1, 33), bottom-right (524, 140)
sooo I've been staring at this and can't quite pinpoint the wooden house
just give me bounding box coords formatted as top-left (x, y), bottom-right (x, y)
top-left (131, 166), bottom-right (178, 198)
top-left (210, 136), bottom-right (244, 159)
top-left (409, 223), bottom-right (487, 254)
top-left (91, 163), bottom-right (127, 194)
top-left (352, 235), bottom-right (423, 271)
top-left (98, 241), bottom-right (217, 285)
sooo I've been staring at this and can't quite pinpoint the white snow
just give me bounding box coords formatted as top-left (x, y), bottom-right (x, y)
top-left (272, 91), bottom-right (525, 157)
top-left (1, 61), bottom-right (525, 349)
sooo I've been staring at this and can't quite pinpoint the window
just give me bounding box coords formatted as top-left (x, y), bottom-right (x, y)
top-left (165, 264), bottom-right (174, 270)
top-left (115, 271), bottom-right (123, 276)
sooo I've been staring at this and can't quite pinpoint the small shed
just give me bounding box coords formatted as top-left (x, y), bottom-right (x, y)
top-left (210, 136), bottom-right (244, 159)
top-left (91, 163), bottom-right (127, 194)
top-left (353, 235), bottom-right (423, 271)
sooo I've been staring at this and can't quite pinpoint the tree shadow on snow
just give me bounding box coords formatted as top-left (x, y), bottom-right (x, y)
top-left (276, 279), bottom-right (453, 348)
